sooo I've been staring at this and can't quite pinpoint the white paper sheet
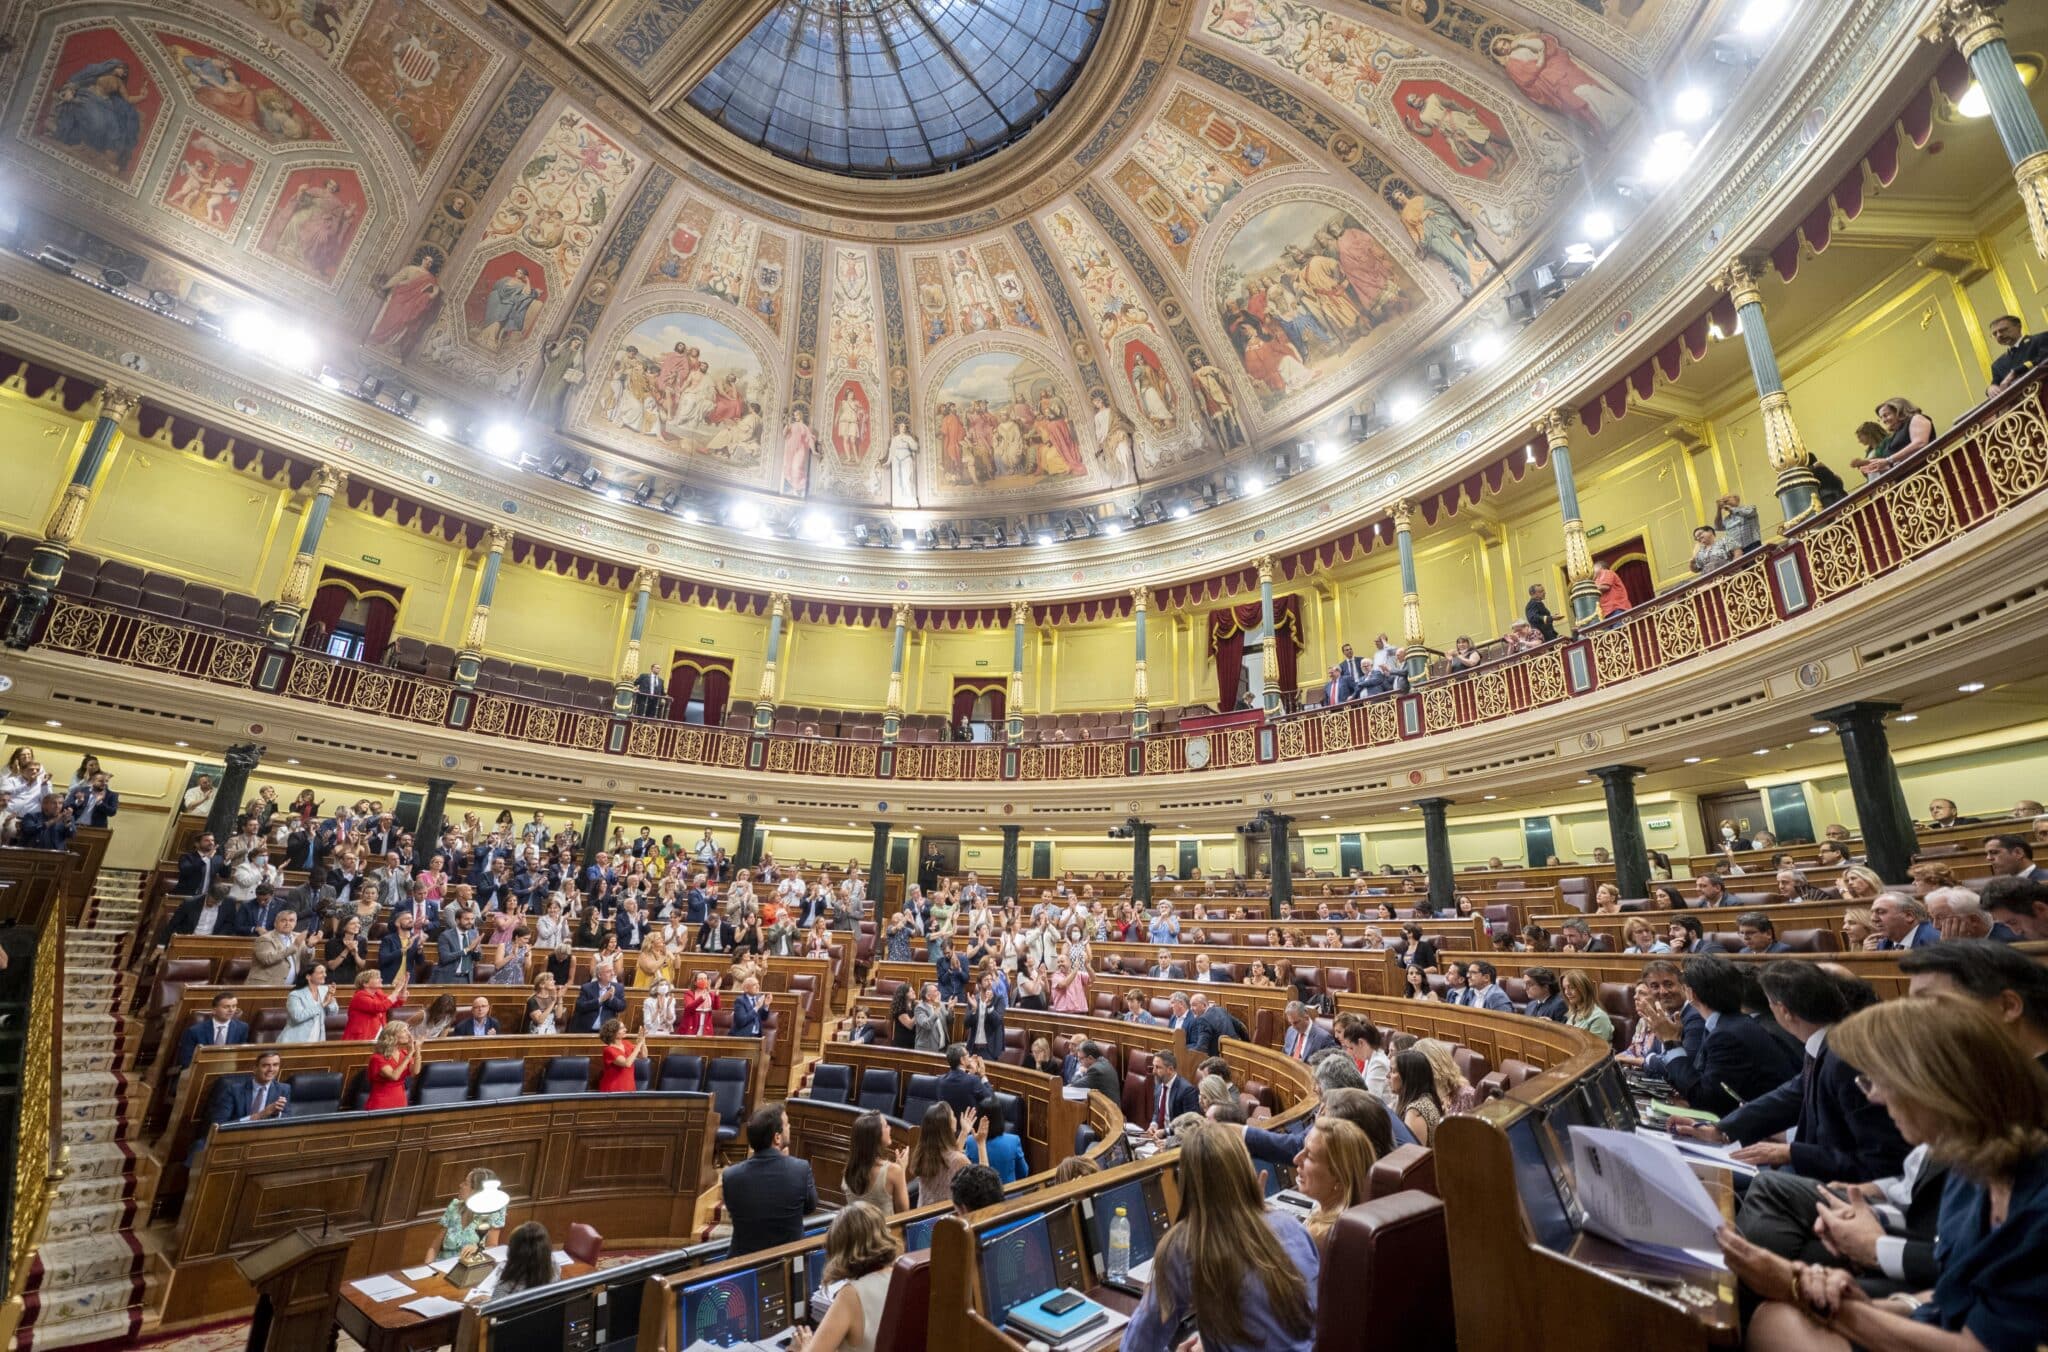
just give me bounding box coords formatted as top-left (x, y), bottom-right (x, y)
top-left (400, 1295), bottom-right (467, 1318)
top-left (401, 1266), bottom-right (438, 1280)
top-left (348, 1274), bottom-right (414, 1302)
top-left (1570, 1125), bottom-right (1726, 1266)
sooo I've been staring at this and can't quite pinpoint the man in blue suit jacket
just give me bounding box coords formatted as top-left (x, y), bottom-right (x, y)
top-left (1871, 894), bottom-right (1940, 950)
top-left (964, 977), bottom-right (1006, 1059)
top-left (64, 773), bottom-right (119, 827)
top-left (1644, 955), bottom-right (1804, 1115)
top-left (175, 834), bottom-right (224, 899)
top-left (377, 912), bottom-right (431, 984)
top-left (722, 1105), bottom-right (819, 1258)
top-left (572, 963), bottom-right (628, 1033)
top-left (1183, 993), bottom-right (1239, 1057)
top-left (1468, 961), bottom-right (1516, 1013)
top-left (730, 978), bottom-right (769, 1037)
top-left (1282, 1003), bottom-right (1336, 1061)
top-left (1679, 963), bottom-right (1908, 1182)
top-left (191, 1051), bottom-right (288, 1160)
top-left (175, 993), bottom-right (251, 1067)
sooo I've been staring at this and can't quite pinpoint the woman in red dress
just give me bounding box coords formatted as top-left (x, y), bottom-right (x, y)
top-left (343, 969), bottom-right (407, 1041)
top-left (678, 973), bottom-right (719, 1036)
top-left (597, 1018), bottom-right (645, 1092)
top-left (364, 1021), bottom-right (415, 1110)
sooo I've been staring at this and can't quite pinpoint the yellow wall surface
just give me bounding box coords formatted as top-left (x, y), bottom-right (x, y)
top-left (641, 600), bottom-right (768, 710)
top-left (1053, 624), bottom-right (1134, 710)
top-left (0, 390), bottom-right (85, 536)
top-left (781, 621), bottom-right (892, 708)
top-left (76, 444), bottom-right (289, 592)
top-left (315, 511), bottom-right (469, 644)
top-left (482, 565), bottom-right (628, 678)
top-left (917, 628), bottom-right (1018, 717)
top-left (1802, 727), bottom-right (2048, 835)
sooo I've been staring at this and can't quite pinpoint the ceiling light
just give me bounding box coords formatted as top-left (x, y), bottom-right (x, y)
top-left (1683, 756), bottom-right (1701, 764)
top-left (1389, 394), bottom-right (1421, 422)
top-left (799, 511), bottom-right (834, 542)
top-left (43, 719), bottom-right (60, 728)
top-left (1482, 794), bottom-right (1498, 801)
top-left (1582, 210), bottom-right (1616, 242)
top-left (779, 816), bottom-right (788, 823)
top-left (899, 532), bottom-right (918, 550)
top-left (287, 757), bottom-right (300, 765)
top-left (474, 785), bottom-right (485, 792)
top-left (425, 417), bottom-right (451, 438)
top-left (273, 328), bottom-right (318, 369)
top-left (1035, 532), bottom-right (1053, 546)
top-left (1102, 520), bottom-right (1124, 537)
top-left (1575, 778), bottom-right (1592, 785)
top-left (175, 740), bottom-right (189, 748)
top-left (708, 811), bottom-right (719, 818)
top-left (1320, 814), bottom-right (1330, 820)
top-left (1317, 440), bottom-right (1340, 459)
top-left (1642, 130), bottom-right (1694, 182)
top-left (1468, 331), bottom-right (1506, 364)
top-left (603, 486), bottom-right (623, 502)
top-left (227, 310), bottom-right (276, 350)
top-left (728, 501), bottom-right (759, 530)
top-left (1673, 87), bottom-right (1713, 122)
top-left (1895, 713), bottom-right (1918, 722)
top-left (384, 772), bottom-right (397, 780)
top-left (1737, 0), bottom-right (1785, 37)
top-left (1244, 474), bottom-right (1266, 494)
top-left (1807, 725), bottom-right (1830, 735)
top-left (1170, 503), bottom-right (1190, 520)
top-left (1958, 681), bottom-right (1986, 693)
top-left (1753, 748), bottom-right (1770, 756)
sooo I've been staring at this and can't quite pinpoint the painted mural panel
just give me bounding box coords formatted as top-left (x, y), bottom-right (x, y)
top-left (27, 26), bottom-right (167, 189)
top-left (365, 245), bottom-right (446, 355)
top-left (590, 308), bottom-right (771, 472)
top-left (223, 0), bottom-right (363, 56)
top-left (1211, 194), bottom-right (1419, 412)
top-left (1110, 90), bottom-right (1298, 267)
top-left (154, 33), bottom-right (332, 143)
top-left (928, 349), bottom-right (1092, 496)
top-left (828, 248), bottom-right (879, 377)
top-left (338, 0), bottom-right (497, 176)
top-left (646, 198), bottom-right (715, 284)
top-left (1385, 179), bottom-right (1491, 298)
top-left (979, 242), bottom-right (1043, 334)
top-left (252, 164), bottom-right (368, 283)
top-left (158, 125), bottom-right (259, 237)
top-left (1494, 0), bottom-right (1702, 77)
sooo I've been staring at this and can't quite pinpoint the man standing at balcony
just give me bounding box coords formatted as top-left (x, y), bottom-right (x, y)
top-left (1987, 313), bottom-right (2048, 396)
top-left (1337, 642), bottom-right (1368, 700)
top-left (1524, 584), bottom-right (1557, 642)
top-left (633, 664), bottom-right (665, 718)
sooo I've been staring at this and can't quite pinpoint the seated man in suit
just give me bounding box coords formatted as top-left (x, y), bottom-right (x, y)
top-left (63, 771), bottom-right (119, 828)
top-left (729, 976), bottom-right (769, 1037)
top-left (937, 1043), bottom-right (995, 1116)
top-left (1521, 967), bottom-right (1567, 1022)
top-left (1679, 963), bottom-right (1906, 1180)
top-left (1641, 955), bottom-right (1804, 1115)
top-left (1146, 947), bottom-right (1185, 980)
top-left (1736, 911), bottom-right (1793, 954)
top-left (176, 992), bottom-right (250, 1067)
top-left (1556, 918), bottom-right (1613, 954)
top-left (1183, 992), bottom-right (1239, 1057)
top-left (572, 961), bottom-right (628, 1033)
top-left (377, 910), bottom-right (431, 984)
top-left (247, 908), bottom-right (307, 985)
top-left (1870, 892), bottom-right (1939, 950)
top-left (169, 881), bottom-right (238, 939)
top-left (1139, 1050), bottom-right (1200, 1135)
top-left (1282, 1001), bottom-right (1336, 1061)
top-left (453, 995), bottom-right (502, 1037)
top-left (1466, 960), bottom-right (1516, 1013)
top-left (1067, 1040), bottom-right (1122, 1101)
top-left (192, 1050), bottom-right (289, 1159)
top-left (1188, 953), bottom-right (1223, 984)
top-left (721, 1104), bottom-right (819, 1258)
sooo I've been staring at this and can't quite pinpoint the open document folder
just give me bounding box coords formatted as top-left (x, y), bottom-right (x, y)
top-left (1568, 1126), bottom-right (1728, 1270)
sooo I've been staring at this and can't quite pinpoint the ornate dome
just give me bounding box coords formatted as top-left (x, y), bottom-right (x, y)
top-left (686, 0), bottom-right (1108, 178)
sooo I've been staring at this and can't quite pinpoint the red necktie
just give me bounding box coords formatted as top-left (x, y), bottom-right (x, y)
top-left (1154, 1084), bottom-right (1168, 1127)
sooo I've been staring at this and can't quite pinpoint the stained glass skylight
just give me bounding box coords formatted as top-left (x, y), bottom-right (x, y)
top-left (686, 0), bottom-right (1107, 178)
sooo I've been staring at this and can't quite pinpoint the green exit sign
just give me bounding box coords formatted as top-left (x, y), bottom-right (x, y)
top-left (360, 554), bottom-right (382, 565)
top-left (1311, 845), bottom-right (1330, 854)
top-left (975, 659), bottom-right (990, 667)
top-left (699, 638), bottom-right (717, 646)
top-left (1644, 817), bottom-right (1672, 830)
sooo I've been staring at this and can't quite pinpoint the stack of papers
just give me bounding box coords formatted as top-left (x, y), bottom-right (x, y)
top-left (348, 1274), bottom-right (414, 1303)
top-left (1569, 1126), bottom-right (1727, 1270)
top-left (400, 1295), bottom-right (467, 1318)
top-left (1636, 1125), bottom-right (1759, 1178)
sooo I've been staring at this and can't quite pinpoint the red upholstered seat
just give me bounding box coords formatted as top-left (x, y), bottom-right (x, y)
top-left (872, 1251), bottom-right (932, 1352)
top-left (564, 1222), bottom-right (603, 1265)
top-left (1369, 1144), bottom-right (1438, 1198)
top-left (1314, 1192), bottom-right (1455, 1352)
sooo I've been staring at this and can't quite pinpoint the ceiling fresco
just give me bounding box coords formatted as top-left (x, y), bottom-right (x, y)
top-left (0, 0), bottom-right (1706, 515)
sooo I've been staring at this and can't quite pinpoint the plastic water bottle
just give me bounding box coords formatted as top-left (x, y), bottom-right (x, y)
top-left (1107, 1207), bottom-right (1131, 1284)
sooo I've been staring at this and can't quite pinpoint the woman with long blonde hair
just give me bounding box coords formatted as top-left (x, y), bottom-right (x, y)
top-left (1294, 1117), bottom-right (1377, 1247)
top-left (787, 1202), bottom-right (902, 1352)
top-left (1123, 1125), bottom-right (1317, 1351)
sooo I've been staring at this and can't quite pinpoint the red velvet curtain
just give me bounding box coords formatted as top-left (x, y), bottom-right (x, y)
top-left (304, 583), bottom-right (350, 649)
top-left (952, 680), bottom-right (1005, 726)
top-left (671, 652), bottom-right (734, 725)
top-left (700, 667), bottom-right (731, 727)
top-left (1207, 594), bottom-right (1303, 708)
top-left (358, 595), bottom-right (397, 664)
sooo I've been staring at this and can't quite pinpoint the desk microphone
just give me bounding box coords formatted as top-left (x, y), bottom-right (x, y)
top-left (264, 1206), bottom-right (333, 1239)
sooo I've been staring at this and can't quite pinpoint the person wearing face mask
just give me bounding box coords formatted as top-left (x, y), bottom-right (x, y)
top-left (679, 971), bottom-right (720, 1036)
top-left (641, 979), bottom-right (678, 1035)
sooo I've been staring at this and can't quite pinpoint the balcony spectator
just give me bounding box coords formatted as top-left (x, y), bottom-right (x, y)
top-left (1850, 397), bottom-right (1938, 477)
top-left (1714, 492), bottom-right (1763, 553)
top-left (182, 773), bottom-right (217, 816)
top-left (63, 770), bottom-right (118, 827)
top-left (1446, 635), bottom-right (1484, 671)
top-left (1690, 524), bottom-right (1736, 573)
top-left (1985, 312), bottom-right (2048, 395)
top-left (11, 792), bottom-right (75, 852)
top-left (1593, 561), bottom-right (1630, 618)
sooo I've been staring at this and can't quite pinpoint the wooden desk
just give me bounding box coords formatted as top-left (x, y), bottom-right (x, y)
top-left (337, 1259), bottom-right (596, 1352)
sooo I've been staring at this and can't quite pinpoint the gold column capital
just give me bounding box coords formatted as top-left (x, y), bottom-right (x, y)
top-left (310, 464), bottom-right (346, 498)
top-left (94, 383), bottom-right (141, 424)
top-left (769, 592), bottom-right (791, 621)
top-left (483, 524), bottom-right (513, 555)
top-left (1536, 407), bottom-right (1575, 447)
top-left (1920, 0), bottom-right (2006, 56)
top-left (1130, 587), bottom-right (1148, 614)
top-left (1714, 252), bottom-right (1771, 311)
top-left (631, 566), bottom-right (659, 595)
top-left (1392, 500), bottom-right (1415, 533)
top-left (1010, 600), bottom-right (1030, 628)
top-left (1255, 555), bottom-right (1275, 585)
top-left (891, 600), bottom-right (913, 630)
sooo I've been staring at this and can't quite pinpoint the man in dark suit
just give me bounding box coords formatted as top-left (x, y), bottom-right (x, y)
top-left (1643, 955), bottom-right (1804, 1115)
top-left (1336, 643), bottom-right (1368, 701)
top-left (1871, 893), bottom-right (1939, 950)
top-left (1524, 583), bottom-right (1558, 642)
top-left (729, 978), bottom-right (769, 1037)
top-left (633, 665), bottom-right (666, 718)
top-left (175, 993), bottom-right (250, 1068)
top-left (1986, 313), bottom-right (2048, 394)
top-left (191, 1051), bottom-right (288, 1159)
top-left (696, 904), bottom-right (736, 954)
top-left (1183, 993), bottom-right (1238, 1057)
top-left (364, 813), bottom-right (401, 857)
top-left (175, 833), bottom-right (224, 899)
top-left (64, 772), bottom-right (119, 827)
top-left (168, 881), bottom-right (237, 939)
top-left (1067, 1041), bottom-right (1122, 1100)
top-left (13, 794), bottom-right (74, 851)
top-left (1140, 1050), bottom-right (1200, 1132)
top-left (377, 911), bottom-right (430, 984)
top-left (1737, 912), bottom-right (1793, 954)
top-left (937, 1043), bottom-right (994, 1116)
top-left (685, 874), bottom-right (714, 926)
top-left (1680, 963), bottom-right (1907, 1181)
top-left (964, 975), bottom-right (1006, 1059)
top-left (722, 1105), bottom-right (819, 1258)
top-left (1282, 1002), bottom-right (1336, 1061)
top-left (614, 896), bottom-right (648, 950)
top-left (933, 942), bottom-right (969, 1002)
top-left (1522, 968), bottom-right (1568, 1022)
top-left (1146, 948), bottom-right (1185, 980)
top-left (572, 962), bottom-right (627, 1033)
top-left (452, 995), bottom-right (502, 1037)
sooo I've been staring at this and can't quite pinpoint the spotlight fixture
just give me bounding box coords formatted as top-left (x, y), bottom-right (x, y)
top-left (992, 522), bottom-right (1008, 546)
top-left (1582, 210), bottom-right (1617, 241)
top-left (633, 478), bottom-right (655, 504)
top-left (578, 466), bottom-right (602, 489)
top-left (1061, 519), bottom-right (1078, 541)
top-left (1243, 473), bottom-right (1267, 495)
top-left (357, 374), bottom-right (384, 399)
top-left (1102, 519), bottom-right (1124, 537)
top-left (1035, 531), bottom-right (1053, 546)
top-left (659, 488), bottom-right (682, 513)
top-left (1199, 482), bottom-right (1219, 507)
top-left (1673, 87), bottom-right (1713, 123)
top-left (1347, 409), bottom-right (1372, 438)
top-left (941, 523), bottom-right (961, 547)
top-left (1147, 499), bottom-right (1168, 524)
top-left (547, 454), bottom-right (573, 478)
top-left (1469, 331), bottom-right (1506, 364)
top-left (395, 390), bottom-right (419, 416)
top-left (899, 529), bottom-right (919, 550)
top-left (922, 528), bottom-right (939, 550)
top-left (1272, 452), bottom-right (1293, 481)
top-left (1389, 393), bottom-right (1422, 422)
top-left (1533, 264), bottom-right (1566, 299)
top-left (728, 500), bottom-right (760, 530)
top-left (1504, 289), bottom-right (1536, 325)
top-left (854, 522), bottom-right (871, 543)
top-left (1425, 362), bottom-right (1451, 393)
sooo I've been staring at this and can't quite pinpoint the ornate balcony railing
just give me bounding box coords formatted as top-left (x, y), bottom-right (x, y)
top-left (10, 373), bottom-right (2045, 782)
